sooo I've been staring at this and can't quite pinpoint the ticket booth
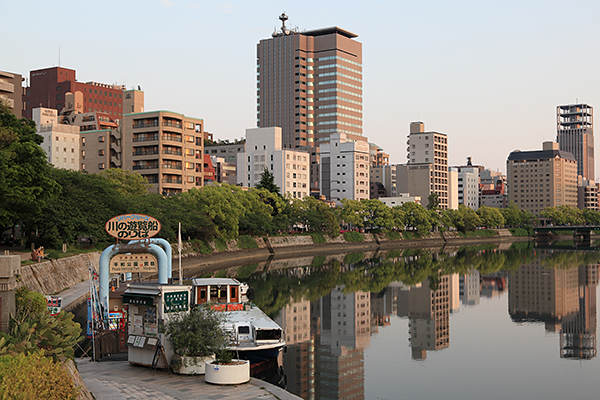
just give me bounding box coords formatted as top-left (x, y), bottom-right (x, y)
top-left (123, 283), bottom-right (191, 368)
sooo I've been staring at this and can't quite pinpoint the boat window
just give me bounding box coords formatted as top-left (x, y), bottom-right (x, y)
top-left (199, 288), bottom-right (206, 300)
top-left (210, 286), bottom-right (218, 299)
top-left (218, 288), bottom-right (227, 302)
top-left (230, 286), bottom-right (237, 301)
top-left (256, 329), bottom-right (282, 341)
top-left (238, 326), bottom-right (250, 334)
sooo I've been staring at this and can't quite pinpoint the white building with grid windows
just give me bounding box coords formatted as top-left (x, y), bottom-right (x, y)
top-left (237, 127), bottom-right (310, 198)
top-left (33, 107), bottom-right (80, 171)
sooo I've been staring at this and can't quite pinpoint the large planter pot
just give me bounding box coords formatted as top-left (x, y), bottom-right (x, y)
top-left (204, 359), bottom-right (250, 385)
top-left (171, 354), bottom-right (213, 375)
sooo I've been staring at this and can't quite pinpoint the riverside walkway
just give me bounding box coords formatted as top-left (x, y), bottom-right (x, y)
top-left (75, 357), bottom-right (300, 400)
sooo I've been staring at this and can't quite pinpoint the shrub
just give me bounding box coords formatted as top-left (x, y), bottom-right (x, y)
top-left (343, 231), bottom-right (363, 242)
top-left (403, 232), bottom-right (414, 240)
top-left (310, 233), bottom-right (326, 244)
top-left (14, 287), bottom-right (48, 325)
top-left (164, 305), bottom-right (230, 358)
top-left (0, 352), bottom-right (78, 400)
top-left (213, 238), bottom-right (228, 252)
top-left (509, 227), bottom-right (534, 236)
top-left (386, 231), bottom-right (402, 241)
top-left (237, 235), bottom-right (258, 249)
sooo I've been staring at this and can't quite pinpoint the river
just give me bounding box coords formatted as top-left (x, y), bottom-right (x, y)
top-left (200, 241), bottom-right (600, 400)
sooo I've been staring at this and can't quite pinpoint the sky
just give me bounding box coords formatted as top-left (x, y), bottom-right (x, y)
top-left (4, 0), bottom-right (600, 176)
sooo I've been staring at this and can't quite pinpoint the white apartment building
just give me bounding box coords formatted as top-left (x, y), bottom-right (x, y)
top-left (33, 107), bottom-right (80, 170)
top-left (378, 194), bottom-right (421, 207)
top-left (457, 167), bottom-right (479, 210)
top-left (237, 127), bottom-right (310, 198)
top-left (319, 133), bottom-right (370, 203)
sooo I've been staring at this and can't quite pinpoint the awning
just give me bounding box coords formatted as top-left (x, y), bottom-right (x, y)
top-left (122, 293), bottom-right (154, 306)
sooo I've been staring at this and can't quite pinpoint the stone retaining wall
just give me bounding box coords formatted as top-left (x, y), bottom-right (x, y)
top-left (267, 236), bottom-right (314, 248)
top-left (18, 252), bottom-right (100, 295)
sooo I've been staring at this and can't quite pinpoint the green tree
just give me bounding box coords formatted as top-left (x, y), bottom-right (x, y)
top-left (255, 167), bottom-right (280, 196)
top-left (427, 193), bottom-right (440, 210)
top-left (477, 205), bottom-right (505, 228)
top-left (338, 199), bottom-right (367, 228)
top-left (361, 199), bottom-right (393, 230)
top-left (400, 202), bottom-right (432, 234)
top-left (292, 196), bottom-right (339, 234)
top-left (500, 202), bottom-right (522, 226)
top-left (0, 103), bottom-right (59, 235)
top-left (99, 168), bottom-right (151, 196)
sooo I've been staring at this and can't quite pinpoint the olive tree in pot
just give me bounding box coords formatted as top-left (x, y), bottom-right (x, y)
top-left (165, 305), bottom-right (228, 375)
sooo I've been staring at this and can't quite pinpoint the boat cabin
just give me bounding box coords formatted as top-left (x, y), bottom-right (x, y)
top-left (191, 278), bottom-right (241, 305)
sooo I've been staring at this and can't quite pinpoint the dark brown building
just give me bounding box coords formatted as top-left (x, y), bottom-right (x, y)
top-left (23, 67), bottom-right (125, 120)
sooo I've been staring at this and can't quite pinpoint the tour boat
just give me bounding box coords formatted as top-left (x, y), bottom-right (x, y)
top-left (191, 278), bottom-right (285, 359)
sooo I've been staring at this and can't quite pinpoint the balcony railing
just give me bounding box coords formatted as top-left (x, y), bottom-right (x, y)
top-left (133, 149), bottom-right (159, 156)
top-left (162, 178), bottom-right (183, 184)
top-left (133, 164), bottom-right (158, 170)
top-left (163, 149), bottom-right (182, 156)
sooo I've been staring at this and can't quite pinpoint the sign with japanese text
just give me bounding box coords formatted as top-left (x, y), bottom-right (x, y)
top-left (110, 253), bottom-right (158, 273)
top-left (105, 214), bottom-right (161, 240)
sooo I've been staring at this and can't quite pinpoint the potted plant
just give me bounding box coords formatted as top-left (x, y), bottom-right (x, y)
top-left (164, 305), bottom-right (228, 375)
top-left (204, 349), bottom-right (250, 385)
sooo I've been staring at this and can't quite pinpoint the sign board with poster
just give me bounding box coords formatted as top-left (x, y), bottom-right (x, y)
top-left (110, 253), bottom-right (158, 273)
top-left (105, 214), bottom-right (161, 240)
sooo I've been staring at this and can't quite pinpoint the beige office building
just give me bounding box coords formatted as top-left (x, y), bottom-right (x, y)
top-left (507, 141), bottom-right (578, 215)
top-left (122, 111), bottom-right (204, 195)
top-left (406, 122), bottom-right (449, 209)
top-left (0, 70), bottom-right (24, 117)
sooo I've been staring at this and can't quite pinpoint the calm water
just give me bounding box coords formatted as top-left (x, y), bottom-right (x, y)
top-left (217, 242), bottom-right (600, 400)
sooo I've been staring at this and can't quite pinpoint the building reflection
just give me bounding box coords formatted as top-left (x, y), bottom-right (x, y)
top-left (397, 275), bottom-right (452, 360)
top-left (508, 253), bottom-right (598, 359)
top-left (276, 286), bottom-right (370, 400)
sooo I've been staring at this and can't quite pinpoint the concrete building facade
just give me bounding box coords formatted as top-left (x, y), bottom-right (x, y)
top-left (370, 164), bottom-right (396, 198)
top-left (406, 122), bottom-right (449, 209)
top-left (457, 167), bottom-right (479, 210)
top-left (237, 127), bottom-right (310, 198)
top-left (557, 103), bottom-right (594, 181)
top-left (122, 111), bottom-right (204, 195)
top-left (0, 70), bottom-right (24, 117)
top-left (319, 132), bottom-right (370, 202)
top-left (378, 194), bottom-right (421, 207)
top-left (507, 141), bottom-right (578, 215)
top-left (33, 107), bottom-right (80, 170)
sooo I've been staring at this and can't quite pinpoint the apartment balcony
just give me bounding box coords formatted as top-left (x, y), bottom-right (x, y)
top-left (162, 149), bottom-right (182, 156)
top-left (133, 164), bottom-right (159, 170)
top-left (162, 177), bottom-right (183, 185)
top-left (0, 80), bottom-right (14, 93)
top-left (132, 149), bottom-right (159, 157)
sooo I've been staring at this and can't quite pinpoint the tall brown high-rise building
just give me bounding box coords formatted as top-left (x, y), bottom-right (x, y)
top-left (257, 13), bottom-right (363, 149)
top-left (257, 14), bottom-right (364, 194)
top-left (557, 103), bottom-right (594, 181)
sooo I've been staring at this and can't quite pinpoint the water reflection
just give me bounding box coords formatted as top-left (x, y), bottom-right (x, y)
top-left (208, 244), bottom-right (600, 399)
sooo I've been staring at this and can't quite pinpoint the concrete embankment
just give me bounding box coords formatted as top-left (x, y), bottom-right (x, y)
top-left (180, 230), bottom-right (533, 276)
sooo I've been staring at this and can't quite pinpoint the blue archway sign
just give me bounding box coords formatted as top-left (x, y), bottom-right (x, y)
top-left (98, 239), bottom-right (172, 318)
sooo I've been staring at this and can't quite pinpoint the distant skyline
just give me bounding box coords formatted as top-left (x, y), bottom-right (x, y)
top-left (4, 0), bottom-right (600, 177)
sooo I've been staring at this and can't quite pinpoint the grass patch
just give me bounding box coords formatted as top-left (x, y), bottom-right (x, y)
top-left (344, 252), bottom-right (364, 264)
top-left (213, 238), bottom-right (228, 252)
top-left (199, 272), bottom-right (212, 278)
top-left (457, 230), bottom-right (498, 238)
top-left (311, 255), bottom-right (327, 267)
top-left (509, 227), bottom-right (534, 236)
top-left (236, 264), bottom-right (258, 280)
top-left (386, 249), bottom-right (403, 259)
top-left (386, 231), bottom-right (402, 241)
top-left (310, 233), bottom-right (326, 244)
top-left (343, 231), bottom-right (363, 242)
top-left (215, 269), bottom-right (228, 278)
top-left (402, 232), bottom-right (414, 240)
top-left (237, 235), bottom-right (258, 250)
top-left (190, 239), bottom-right (213, 254)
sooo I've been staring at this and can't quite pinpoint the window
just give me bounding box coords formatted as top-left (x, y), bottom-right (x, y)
top-left (98, 149), bottom-right (105, 156)
top-left (99, 136), bottom-right (105, 143)
top-left (98, 163), bottom-right (105, 170)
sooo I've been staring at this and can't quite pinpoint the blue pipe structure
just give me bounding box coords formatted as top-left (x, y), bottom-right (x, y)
top-left (98, 242), bottom-right (169, 318)
top-left (129, 238), bottom-right (173, 279)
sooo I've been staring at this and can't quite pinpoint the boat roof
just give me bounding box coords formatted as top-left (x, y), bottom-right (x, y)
top-left (191, 278), bottom-right (241, 286)
top-left (223, 305), bottom-right (282, 330)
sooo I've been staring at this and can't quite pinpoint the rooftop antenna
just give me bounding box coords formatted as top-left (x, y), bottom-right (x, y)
top-left (279, 12), bottom-right (289, 34)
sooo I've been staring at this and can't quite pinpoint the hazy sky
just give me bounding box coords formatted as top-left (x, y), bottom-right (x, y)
top-left (4, 0), bottom-right (600, 176)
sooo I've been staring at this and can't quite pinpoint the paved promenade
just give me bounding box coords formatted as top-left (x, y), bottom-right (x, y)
top-left (75, 357), bottom-right (301, 400)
